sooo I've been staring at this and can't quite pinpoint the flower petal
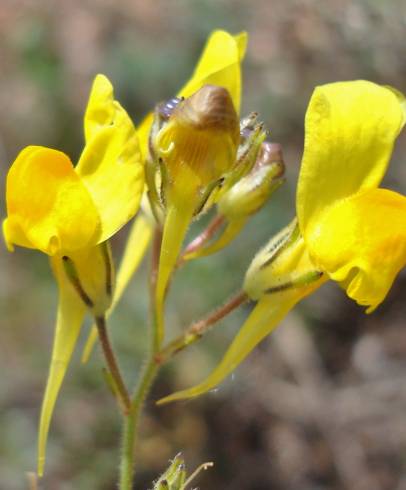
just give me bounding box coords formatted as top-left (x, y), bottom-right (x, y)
top-left (81, 213), bottom-right (154, 363)
top-left (37, 257), bottom-right (87, 476)
top-left (297, 81), bottom-right (405, 235)
top-left (137, 30), bottom-right (247, 158)
top-left (306, 188), bottom-right (406, 312)
top-left (76, 76), bottom-right (144, 243)
top-left (179, 30), bottom-right (247, 113)
top-left (84, 74), bottom-right (117, 142)
top-left (4, 146), bottom-right (99, 255)
top-left (65, 243), bottom-right (114, 317)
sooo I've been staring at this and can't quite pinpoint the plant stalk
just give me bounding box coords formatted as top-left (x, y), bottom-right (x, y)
top-left (95, 315), bottom-right (131, 413)
top-left (118, 235), bottom-right (248, 489)
top-left (119, 227), bottom-right (163, 490)
top-left (119, 359), bottom-right (159, 490)
top-left (156, 290), bottom-right (248, 364)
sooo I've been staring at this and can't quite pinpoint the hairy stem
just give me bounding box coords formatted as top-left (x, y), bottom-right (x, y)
top-left (156, 290), bottom-right (248, 364)
top-left (119, 227), bottom-right (163, 490)
top-left (118, 233), bottom-right (247, 489)
top-left (120, 359), bottom-right (159, 490)
top-left (95, 315), bottom-right (131, 414)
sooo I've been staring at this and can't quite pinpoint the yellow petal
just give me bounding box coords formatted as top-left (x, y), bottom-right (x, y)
top-left (84, 74), bottom-right (117, 142)
top-left (157, 293), bottom-right (302, 405)
top-left (3, 217), bottom-right (35, 252)
top-left (297, 81), bottom-right (405, 235)
top-left (81, 213), bottom-right (154, 363)
top-left (306, 188), bottom-right (406, 312)
top-left (5, 146), bottom-right (99, 255)
top-left (136, 113), bottom-right (154, 162)
top-left (76, 79), bottom-right (144, 243)
top-left (65, 243), bottom-right (114, 317)
top-left (38, 256), bottom-right (87, 476)
top-left (179, 30), bottom-right (247, 113)
top-left (137, 30), bottom-right (247, 158)
top-left (108, 213), bottom-right (153, 310)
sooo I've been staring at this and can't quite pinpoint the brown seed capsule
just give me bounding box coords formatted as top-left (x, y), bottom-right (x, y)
top-left (171, 84), bottom-right (239, 144)
top-left (154, 85), bottom-right (240, 196)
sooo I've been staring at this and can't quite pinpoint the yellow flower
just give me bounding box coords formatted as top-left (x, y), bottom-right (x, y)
top-left (153, 84), bottom-right (241, 344)
top-left (158, 80), bottom-right (406, 404)
top-left (139, 30), bottom-right (247, 347)
top-left (3, 74), bottom-right (144, 475)
top-left (297, 81), bottom-right (406, 312)
top-left (153, 31), bottom-right (247, 346)
top-left (81, 30), bottom-right (248, 361)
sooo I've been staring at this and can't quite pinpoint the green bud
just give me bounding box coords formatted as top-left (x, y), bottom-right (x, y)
top-left (218, 142), bottom-right (285, 220)
top-left (152, 454), bottom-right (213, 490)
top-left (153, 454), bottom-right (187, 490)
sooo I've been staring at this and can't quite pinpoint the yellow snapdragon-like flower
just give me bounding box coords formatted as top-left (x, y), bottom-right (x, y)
top-left (158, 80), bottom-right (406, 404)
top-left (298, 81), bottom-right (406, 312)
top-left (153, 84), bottom-right (241, 344)
top-left (81, 30), bottom-right (248, 360)
top-left (152, 31), bottom-right (247, 346)
top-left (3, 74), bottom-right (144, 475)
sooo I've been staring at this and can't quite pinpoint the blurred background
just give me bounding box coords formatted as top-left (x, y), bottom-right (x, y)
top-left (1, 0), bottom-right (406, 489)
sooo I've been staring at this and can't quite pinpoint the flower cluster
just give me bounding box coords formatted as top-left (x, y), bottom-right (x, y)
top-left (3, 30), bottom-right (406, 483)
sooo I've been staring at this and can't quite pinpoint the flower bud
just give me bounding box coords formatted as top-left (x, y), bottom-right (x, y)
top-left (153, 454), bottom-right (186, 489)
top-left (218, 142), bottom-right (285, 220)
top-left (152, 454), bottom-right (213, 490)
top-left (224, 112), bottom-right (267, 190)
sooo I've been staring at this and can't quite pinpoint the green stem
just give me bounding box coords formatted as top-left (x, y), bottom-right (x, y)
top-left (118, 234), bottom-right (247, 489)
top-left (156, 290), bottom-right (248, 364)
top-left (120, 359), bottom-right (159, 490)
top-left (119, 227), bottom-right (163, 490)
top-left (95, 315), bottom-right (131, 414)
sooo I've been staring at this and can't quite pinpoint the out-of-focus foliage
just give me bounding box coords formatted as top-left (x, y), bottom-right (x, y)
top-left (1, 1), bottom-right (406, 489)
